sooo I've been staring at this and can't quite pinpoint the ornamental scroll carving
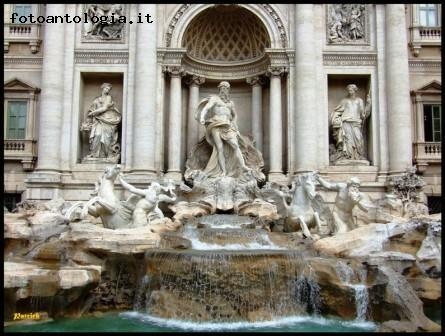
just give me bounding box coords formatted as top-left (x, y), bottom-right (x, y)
top-left (327, 4), bottom-right (368, 44)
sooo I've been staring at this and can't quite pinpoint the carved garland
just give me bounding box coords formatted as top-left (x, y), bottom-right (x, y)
top-left (165, 4), bottom-right (288, 48)
top-left (166, 4), bottom-right (192, 47)
top-left (260, 4), bottom-right (288, 48)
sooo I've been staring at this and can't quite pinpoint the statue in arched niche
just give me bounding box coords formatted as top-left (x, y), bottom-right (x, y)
top-left (185, 81), bottom-right (265, 182)
top-left (81, 83), bottom-right (121, 163)
top-left (329, 84), bottom-right (371, 164)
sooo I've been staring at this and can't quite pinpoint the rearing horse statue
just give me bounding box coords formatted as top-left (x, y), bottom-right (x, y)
top-left (282, 172), bottom-right (322, 238)
top-left (65, 164), bottom-right (136, 229)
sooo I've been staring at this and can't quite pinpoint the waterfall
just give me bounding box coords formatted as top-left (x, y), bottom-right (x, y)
top-left (294, 265), bottom-right (321, 315)
top-left (133, 275), bottom-right (151, 311)
top-left (334, 261), bottom-right (368, 321)
top-left (139, 250), bottom-right (308, 322)
top-left (353, 284), bottom-right (368, 321)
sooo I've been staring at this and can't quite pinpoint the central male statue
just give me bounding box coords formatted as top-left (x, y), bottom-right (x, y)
top-left (196, 81), bottom-right (250, 177)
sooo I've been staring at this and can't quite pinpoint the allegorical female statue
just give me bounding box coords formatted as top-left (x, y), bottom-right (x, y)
top-left (81, 83), bottom-right (121, 162)
top-left (329, 84), bottom-right (371, 164)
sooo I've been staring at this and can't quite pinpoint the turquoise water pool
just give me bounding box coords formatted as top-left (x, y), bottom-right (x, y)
top-left (4, 312), bottom-right (377, 332)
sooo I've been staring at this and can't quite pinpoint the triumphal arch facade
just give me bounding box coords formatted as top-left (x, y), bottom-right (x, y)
top-left (3, 4), bottom-right (441, 208)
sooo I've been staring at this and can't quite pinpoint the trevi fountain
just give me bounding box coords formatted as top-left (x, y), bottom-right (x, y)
top-left (4, 82), bottom-right (441, 333)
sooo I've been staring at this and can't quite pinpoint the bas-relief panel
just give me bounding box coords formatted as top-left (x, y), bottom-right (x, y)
top-left (81, 4), bottom-right (126, 43)
top-left (326, 4), bottom-right (369, 45)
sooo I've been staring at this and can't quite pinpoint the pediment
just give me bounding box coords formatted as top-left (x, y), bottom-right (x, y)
top-left (4, 78), bottom-right (40, 92)
top-left (416, 80), bottom-right (441, 93)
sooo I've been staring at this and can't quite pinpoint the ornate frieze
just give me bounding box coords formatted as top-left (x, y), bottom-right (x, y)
top-left (4, 56), bottom-right (43, 65)
top-left (326, 4), bottom-right (369, 45)
top-left (161, 48), bottom-right (187, 66)
top-left (323, 53), bottom-right (376, 66)
top-left (181, 54), bottom-right (270, 80)
top-left (82, 4), bottom-right (126, 43)
top-left (74, 51), bottom-right (128, 64)
top-left (408, 60), bottom-right (441, 73)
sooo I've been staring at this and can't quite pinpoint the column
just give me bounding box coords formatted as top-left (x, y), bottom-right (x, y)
top-left (294, 4), bottom-right (318, 172)
top-left (386, 4), bottom-right (413, 174)
top-left (186, 75), bottom-right (205, 156)
top-left (166, 66), bottom-right (185, 180)
top-left (267, 66), bottom-right (285, 179)
top-left (132, 4), bottom-right (157, 172)
top-left (375, 5), bottom-right (389, 176)
top-left (246, 76), bottom-right (263, 152)
top-left (35, 4), bottom-right (66, 172)
top-left (414, 94), bottom-right (424, 142)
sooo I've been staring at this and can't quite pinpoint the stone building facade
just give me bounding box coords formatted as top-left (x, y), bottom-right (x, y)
top-left (3, 4), bottom-right (442, 212)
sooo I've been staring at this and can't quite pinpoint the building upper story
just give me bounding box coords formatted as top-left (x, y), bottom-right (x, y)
top-left (3, 4), bottom-right (441, 212)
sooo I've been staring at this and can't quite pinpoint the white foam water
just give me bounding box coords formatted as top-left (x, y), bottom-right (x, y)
top-left (352, 284), bottom-right (369, 321)
top-left (334, 261), bottom-right (369, 321)
top-left (182, 227), bottom-right (285, 250)
top-left (120, 312), bottom-right (376, 332)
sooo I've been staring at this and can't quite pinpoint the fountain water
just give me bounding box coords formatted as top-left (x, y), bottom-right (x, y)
top-left (334, 260), bottom-right (369, 321)
top-left (136, 250), bottom-right (322, 322)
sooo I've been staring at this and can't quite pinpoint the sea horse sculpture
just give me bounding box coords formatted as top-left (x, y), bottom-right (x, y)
top-left (263, 172), bottom-right (332, 238)
top-left (64, 165), bottom-right (137, 229)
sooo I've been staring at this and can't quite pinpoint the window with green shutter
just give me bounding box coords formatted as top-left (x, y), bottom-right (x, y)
top-left (424, 104), bottom-right (442, 142)
top-left (7, 101), bottom-right (27, 139)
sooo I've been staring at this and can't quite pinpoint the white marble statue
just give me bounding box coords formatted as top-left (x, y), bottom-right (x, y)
top-left (282, 173), bottom-right (323, 239)
top-left (78, 164), bottom-right (125, 229)
top-left (315, 174), bottom-right (372, 233)
top-left (65, 165), bottom-right (182, 231)
top-left (185, 81), bottom-right (264, 181)
top-left (81, 83), bottom-right (121, 162)
top-left (329, 84), bottom-right (371, 163)
top-left (195, 81), bottom-right (250, 177)
top-left (118, 176), bottom-right (177, 227)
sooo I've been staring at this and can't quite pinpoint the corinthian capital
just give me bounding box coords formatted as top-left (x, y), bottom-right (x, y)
top-left (246, 76), bottom-right (265, 86)
top-left (163, 65), bottom-right (185, 77)
top-left (266, 66), bottom-right (288, 77)
top-left (186, 75), bottom-right (205, 86)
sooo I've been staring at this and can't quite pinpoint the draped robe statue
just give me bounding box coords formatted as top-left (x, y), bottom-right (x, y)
top-left (185, 81), bottom-right (264, 182)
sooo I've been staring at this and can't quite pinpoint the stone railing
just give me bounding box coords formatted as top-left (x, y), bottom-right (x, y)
top-left (4, 139), bottom-right (38, 170)
top-left (418, 27), bottom-right (441, 39)
top-left (4, 23), bottom-right (41, 53)
top-left (409, 26), bottom-right (441, 56)
top-left (413, 142), bottom-right (441, 162)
